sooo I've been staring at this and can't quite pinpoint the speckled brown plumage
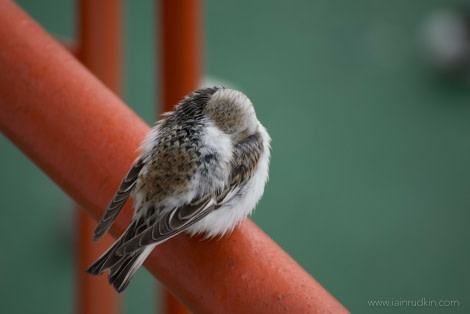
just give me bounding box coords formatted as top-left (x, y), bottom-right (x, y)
top-left (87, 87), bottom-right (271, 292)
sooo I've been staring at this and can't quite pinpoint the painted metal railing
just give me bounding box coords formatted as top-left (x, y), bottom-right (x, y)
top-left (0, 0), bottom-right (348, 313)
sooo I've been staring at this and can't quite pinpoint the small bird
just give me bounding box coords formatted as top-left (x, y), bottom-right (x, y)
top-left (87, 87), bottom-right (271, 292)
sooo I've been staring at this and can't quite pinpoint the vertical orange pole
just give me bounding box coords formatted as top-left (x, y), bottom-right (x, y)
top-left (160, 0), bottom-right (202, 110)
top-left (158, 0), bottom-right (202, 313)
top-left (76, 1), bottom-right (122, 313)
top-left (76, 212), bottom-right (120, 314)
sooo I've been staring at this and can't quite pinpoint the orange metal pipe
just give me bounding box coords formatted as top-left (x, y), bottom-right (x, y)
top-left (75, 1), bottom-right (122, 313)
top-left (0, 1), bottom-right (349, 313)
top-left (163, 292), bottom-right (190, 314)
top-left (159, 1), bottom-right (202, 313)
top-left (76, 212), bottom-right (121, 314)
top-left (78, 0), bottom-right (122, 94)
top-left (160, 0), bottom-right (202, 112)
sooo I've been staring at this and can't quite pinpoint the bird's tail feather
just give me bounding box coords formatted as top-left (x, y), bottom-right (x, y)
top-left (86, 233), bottom-right (126, 275)
top-left (86, 233), bottom-right (156, 293)
top-left (108, 245), bottom-right (155, 292)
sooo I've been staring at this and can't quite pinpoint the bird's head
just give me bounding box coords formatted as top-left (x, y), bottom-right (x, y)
top-left (204, 88), bottom-right (259, 143)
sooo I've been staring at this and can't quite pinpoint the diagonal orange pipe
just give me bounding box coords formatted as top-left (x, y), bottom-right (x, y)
top-left (158, 1), bottom-right (202, 313)
top-left (0, 1), bottom-right (349, 313)
top-left (75, 1), bottom-right (123, 314)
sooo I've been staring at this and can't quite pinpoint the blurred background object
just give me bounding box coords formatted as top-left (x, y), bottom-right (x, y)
top-left (422, 5), bottom-right (470, 76)
top-left (0, 0), bottom-right (469, 313)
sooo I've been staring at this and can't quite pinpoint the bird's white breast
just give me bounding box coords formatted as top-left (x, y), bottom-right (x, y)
top-left (187, 123), bottom-right (271, 238)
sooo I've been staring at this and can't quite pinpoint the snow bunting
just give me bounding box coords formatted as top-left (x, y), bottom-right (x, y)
top-left (87, 87), bottom-right (271, 292)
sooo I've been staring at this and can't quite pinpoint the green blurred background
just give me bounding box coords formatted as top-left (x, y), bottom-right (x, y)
top-left (1, 0), bottom-right (469, 313)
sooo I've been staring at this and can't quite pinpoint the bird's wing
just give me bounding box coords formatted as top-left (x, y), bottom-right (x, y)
top-left (93, 159), bottom-right (144, 241)
top-left (117, 132), bottom-right (265, 255)
top-left (117, 193), bottom-right (216, 255)
top-left (228, 132), bottom-right (263, 187)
